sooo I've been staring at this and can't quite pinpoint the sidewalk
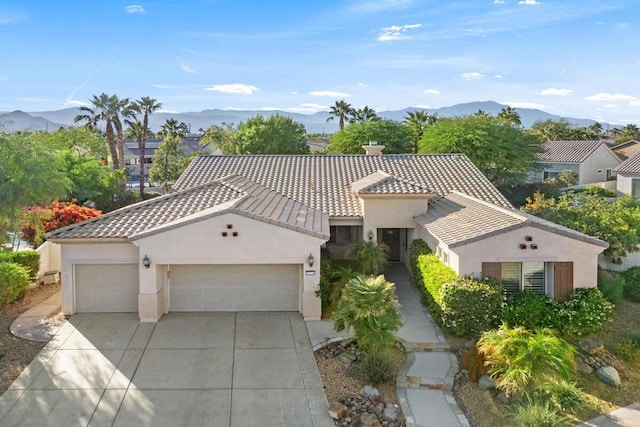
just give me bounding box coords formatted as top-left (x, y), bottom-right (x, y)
top-left (10, 290), bottom-right (62, 342)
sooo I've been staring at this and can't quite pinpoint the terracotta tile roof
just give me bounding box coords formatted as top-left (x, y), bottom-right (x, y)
top-left (415, 192), bottom-right (608, 249)
top-left (538, 140), bottom-right (604, 163)
top-left (48, 175), bottom-right (330, 240)
top-left (350, 171), bottom-right (433, 195)
top-left (173, 154), bottom-right (512, 215)
top-left (615, 151), bottom-right (640, 174)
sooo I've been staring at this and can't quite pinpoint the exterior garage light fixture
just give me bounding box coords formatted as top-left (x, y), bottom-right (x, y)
top-left (307, 253), bottom-right (314, 267)
top-left (368, 230), bottom-right (374, 241)
top-left (142, 255), bottom-right (151, 269)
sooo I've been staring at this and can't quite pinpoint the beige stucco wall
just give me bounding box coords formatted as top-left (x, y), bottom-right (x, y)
top-left (132, 212), bottom-right (326, 321)
top-left (361, 195), bottom-right (430, 247)
top-left (417, 224), bottom-right (605, 291)
top-left (578, 145), bottom-right (621, 185)
top-left (58, 241), bottom-right (139, 316)
top-left (616, 173), bottom-right (636, 196)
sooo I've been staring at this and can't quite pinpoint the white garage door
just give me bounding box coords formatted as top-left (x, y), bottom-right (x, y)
top-left (75, 264), bottom-right (139, 312)
top-left (169, 264), bottom-right (300, 312)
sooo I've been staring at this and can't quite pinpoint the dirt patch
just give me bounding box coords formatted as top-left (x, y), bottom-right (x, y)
top-left (0, 282), bottom-right (63, 395)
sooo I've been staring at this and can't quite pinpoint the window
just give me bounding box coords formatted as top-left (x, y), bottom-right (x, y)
top-left (633, 179), bottom-right (640, 200)
top-left (328, 226), bottom-right (360, 244)
top-left (543, 171), bottom-right (559, 181)
top-left (501, 262), bottom-right (546, 295)
top-left (606, 169), bottom-right (613, 180)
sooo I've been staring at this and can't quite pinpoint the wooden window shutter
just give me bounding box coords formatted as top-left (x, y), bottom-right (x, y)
top-left (482, 262), bottom-right (502, 281)
top-left (554, 262), bottom-right (574, 302)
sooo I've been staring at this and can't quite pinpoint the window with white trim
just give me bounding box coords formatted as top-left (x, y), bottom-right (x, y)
top-left (328, 226), bottom-right (360, 244)
top-left (501, 262), bottom-right (546, 295)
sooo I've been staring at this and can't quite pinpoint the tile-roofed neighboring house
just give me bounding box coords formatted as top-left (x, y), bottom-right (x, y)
top-left (49, 175), bottom-right (329, 241)
top-left (612, 140), bottom-right (640, 160)
top-left (532, 140), bottom-right (621, 185)
top-left (614, 151), bottom-right (640, 199)
top-left (416, 192), bottom-right (607, 249)
top-left (173, 154), bottom-right (512, 216)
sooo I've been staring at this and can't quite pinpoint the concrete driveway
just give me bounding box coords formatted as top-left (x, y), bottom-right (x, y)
top-left (0, 312), bottom-right (333, 427)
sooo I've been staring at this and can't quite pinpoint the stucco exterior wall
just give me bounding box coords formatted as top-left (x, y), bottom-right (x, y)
top-left (578, 145), bottom-right (621, 185)
top-left (599, 250), bottom-right (640, 272)
top-left (450, 226), bottom-right (604, 288)
top-left (361, 196), bottom-right (430, 245)
top-left (132, 212), bottom-right (326, 320)
top-left (616, 173), bottom-right (636, 196)
top-left (59, 242), bottom-right (139, 316)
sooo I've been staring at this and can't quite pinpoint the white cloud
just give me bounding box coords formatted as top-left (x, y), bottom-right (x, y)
top-left (157, 109), bottom-right (179, 114)
top-left (414, 104), bottom-right (432, 109)
top-left (290, 91), bottom-right (299, 95)
top-left (630, 100), bottom-right (640, 106)
top-left (423, 89), bottom-right (440, 95)
top-left (204, 84), bottom-right (260, 95)
top-left (494, 74), bottom-right (504, 79)
top-left (538, 88), bottom-right (573, 96)
top-left (493, 0), bottom-right (505, 3)
top-left (180, 64), bottom-right (197, 74)
top-left (308, 90), bottom-right (352, 98)
top-left (125, 5), bottom-right (145, 14)
top-left (585, 92), bottom-right (636, 102)
top-left (357, 82), bottom-right (367, 88)
top-left (378, 23), bottom-right (422, 41)
top-left (461, 72), bottom-right (484, 80)
top-left (64, 99), bottom-right (89, 107)
top-left (151, 84), bottom-right (174, 89)
top-left (518, 0), bottom-right (540, 5)
top-left (503, 101), bottom-right (548, 109)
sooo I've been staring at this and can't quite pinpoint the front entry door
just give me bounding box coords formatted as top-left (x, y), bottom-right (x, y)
top-left (378, 228), bottom-right (401, 262)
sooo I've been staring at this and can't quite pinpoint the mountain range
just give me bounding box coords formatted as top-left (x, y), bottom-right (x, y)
top-left (0, 101), bottom-right (612, 134)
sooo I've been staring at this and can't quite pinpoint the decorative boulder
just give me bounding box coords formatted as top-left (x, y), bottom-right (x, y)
top-left (597, 366), bottom-right (621, 387)
top-left (328, 401), bottom-right (348, 420)
top-left (360, 412), bottom-right (382, 427)
top-left (579, 336), bottom-right (604, 355)
top-left (496, 391), bottom-right (510, 404)
top-left (382, 403), bottom-right (398, 422)
top-left (360, 385), bottom-right (380, 398)
top-left (479, 375), bottom-right (496, 391)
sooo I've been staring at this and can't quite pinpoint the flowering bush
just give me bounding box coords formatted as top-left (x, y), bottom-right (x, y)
top-left (563, 288), bottom-right (614, 336)
top-left (21, 201), bottom-right (102, 247)
top-left (440, 277), bottom-right (503, 336)
top-left (502, 292), bottom-right (566, 331)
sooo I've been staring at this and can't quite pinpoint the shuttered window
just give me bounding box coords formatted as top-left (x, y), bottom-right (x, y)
top-left (501, 263), bottom-right (522, 295)
top-left (497, 262), bottom-right (547, 296)
top-left (523, 262), bottom-right (545, 294)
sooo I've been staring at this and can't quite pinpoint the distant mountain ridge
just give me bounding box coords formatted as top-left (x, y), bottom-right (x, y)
top-left (0, 101), bottom-right (612, 134)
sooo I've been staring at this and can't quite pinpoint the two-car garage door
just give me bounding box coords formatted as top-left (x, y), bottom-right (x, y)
top-left (169, 264), bottom-right (300, 312)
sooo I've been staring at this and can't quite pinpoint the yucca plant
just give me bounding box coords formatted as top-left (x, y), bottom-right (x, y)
top-left (477, 324), bottom-right (576, 397)
top-left (345, 241), bottom-right (390, 275)
top-left (332, 274), bottom-right (403, 351)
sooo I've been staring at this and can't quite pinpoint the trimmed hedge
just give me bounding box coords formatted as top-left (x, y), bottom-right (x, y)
top-left (0, 250), bottom-right (40, 279)
top-left (440, 277), bottom-right (503, 336)
top-left (502, 292), bottom-right (566, 331)
top-left (564, 288), bottom-right (614, 336)
top-left (0, 262), bottom-right (31, 304)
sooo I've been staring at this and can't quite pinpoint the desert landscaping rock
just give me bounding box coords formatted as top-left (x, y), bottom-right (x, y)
top-left (597, 366), bottom-right (621, 387)
top-left (382, 403), bottom-right (398, 422)
top-left (579, 336), bottom-right (604, 354)
top-left (478, 375), bottom-right (496, 391)
top-left (361, 386), bottom-right (380, 398)
top-left (360, 412), bottom-right (382, 427)
top-left (329, 402), bottom-right (348, 420)
top-left (496, 391), bottom-right (510, 404)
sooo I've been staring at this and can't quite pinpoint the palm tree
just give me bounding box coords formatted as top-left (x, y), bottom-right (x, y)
top-left (326, 99), bottom-right (354, 131)
top-left (159, 118), bottom-right (189, 139)
top-left (351, 106), bottom-right (378, 123)
top-left (475, 109), bottom-right (490, 117)
top-left (124, 120), bottom-right (148, 195)
top-left (74, 93), bottom-right (119, 169)
top-left (73, 106), bottom-right (102, 130)
top-left (131, 97), bottom-right (162, 198)
top-left (497, 106), bottom-right (522, 127)
top-left (110, 95), bottom-right (134, 171)
top-left (404, 110), bottom-right (437, 153)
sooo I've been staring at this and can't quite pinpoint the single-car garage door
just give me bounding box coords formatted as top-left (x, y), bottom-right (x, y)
top-left (75, 264), bottom-right (139, 312)
top-left (169, 264), bottom-right (299, 311)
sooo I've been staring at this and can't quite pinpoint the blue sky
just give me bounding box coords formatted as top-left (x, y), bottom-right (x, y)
top-left (1, 0), bottom-right (639, 124)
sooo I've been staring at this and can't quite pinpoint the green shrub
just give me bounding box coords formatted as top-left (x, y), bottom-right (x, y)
top-left (621, 266), bottom-right (640, 302)
top-left (414, 252), bottom-right (458, 323)
top-left (502, 292), bottom-right (566, 331)
top-left (409, 238), bottom-right (431, 283)
top-left (617, 338), bottom-right (639, 363)
top-left (477, 325), bottom-right (576, 396)
top-left (345, 241), bottom-right (389, 275)
top-left (332, 275), bottom-right (403, 351)
top-left (0, 250), bottom-right (40, 279)
top-left (508, 398), bottom-right (566, 427)
top-left (358, 348), bottom-right (396, 385)
top-left (598, 274), bottom-right (625, 305)
top-left (440, 277), bottom-right (503, 336)
top-left (0, 262), bottom-right (31, 304)
top-left (564, 288), bottom-right (614, 337)
top-left (543, 379), bottom-right (585, 411)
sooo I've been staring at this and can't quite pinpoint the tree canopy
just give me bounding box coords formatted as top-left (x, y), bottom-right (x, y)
top-left (234, 114), bottom-right (309, 154)
top-left (523, 190), bottom-right (640, 263)
top-left (149, 134), bottom-right (187, 185)
top-left (527, 119), bottom-right (600, 141)
top-left (326, 99), bottom-right (354, 131)
top-left (326, 119), bottom-right (412, 154)
top-left (418, 115), bottom-right (543, 190)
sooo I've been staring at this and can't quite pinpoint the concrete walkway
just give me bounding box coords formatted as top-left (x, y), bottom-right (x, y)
top-left (10, 290), bottom-right (63, 342)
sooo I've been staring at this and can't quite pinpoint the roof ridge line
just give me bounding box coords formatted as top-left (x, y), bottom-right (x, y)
top-left (448, 191), bottom-right (526, 221)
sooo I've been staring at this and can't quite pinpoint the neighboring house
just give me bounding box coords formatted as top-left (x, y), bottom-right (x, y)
top-left (124, 136), bottom-right (211, 185)
top-left (48, 145), bottom-right (608, 322)
top-left (533, 140), bottom-right (621, 184)
top-left (612, 139), bottom-right (640, 160)
top-left (614, 151), bottom-right (640, 199)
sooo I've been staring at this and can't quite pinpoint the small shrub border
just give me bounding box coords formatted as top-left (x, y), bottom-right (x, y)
top-left (621, 266), bottom-right (640, 302)
top-left (0, 250), bottom-right (40, 279)
top-left (0, 261), bottom-right (31, 304)
top-left (440, 277), bottom-right (503, 336)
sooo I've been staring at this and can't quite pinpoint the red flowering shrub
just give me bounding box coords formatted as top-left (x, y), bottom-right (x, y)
top-left (21, 201), bottom-right (101, 248)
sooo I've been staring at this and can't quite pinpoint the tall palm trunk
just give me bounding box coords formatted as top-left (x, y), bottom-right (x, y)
top-left (105, 120), bottom-right (119, 169)
top-left (113, 116), bottom-right (125, 171)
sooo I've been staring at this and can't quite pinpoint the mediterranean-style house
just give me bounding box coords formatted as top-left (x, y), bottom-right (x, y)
top-left (611, 139), bottom-right (640, 161)
top-left (614, 151), bottom-right (640, 199)
top-left (532, 140), bottom-right (621, 184)
top-left (47, 145), bottom-right (608, 322)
